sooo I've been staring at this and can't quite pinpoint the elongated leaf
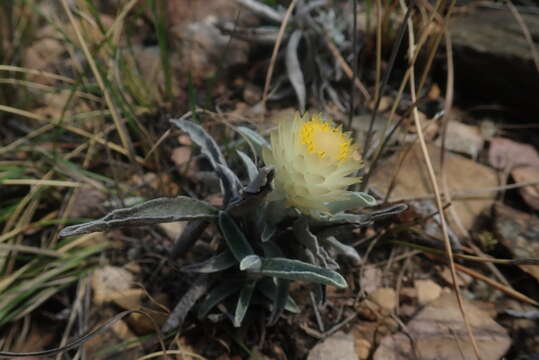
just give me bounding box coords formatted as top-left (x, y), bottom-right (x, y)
top-left (286, 29), bottom-right (306, 113)
top-left (369, 203), bottom-right (408, 219)
top-left (323, 236), bottom-right (361, 263)
top-left (259, 199), bottom-right (288, 242)
top-left (236, 150), bottom-right (259, 182)
top-left (315, 212), bottom-right (373, 226)
top-left (215, 164), bottom-right (242, 205)
top-left (218, 211), bottom-right (255, 261)
top-left (240, 255), bottom-right (262, 271)
top-left (325, 192), bottom-right (377, 214)
top-left (171, 117), bottom-right (241, 204)
top-left (60, 197), bottom-right (217, 237)
top-left (234, 280), bottom-right (256, 327)
top-left (293, 217), bottom-right (322, 263)
top-left (268, 278), bottom-right (290, 325)
top-left (258, 278), bottom-right (300, 314)
top-left (181, 250), bottom-right (237, 273)
top-left (162, 274), bottom-right (211, 332)
top-left (243, 257), bottom-right (347, 288)
top-left (170, 118), bottom-right (227, 168)
top-left (235, 126), bottom-right (270, 156)
top-left (197, 280), bottom-right (242, 319)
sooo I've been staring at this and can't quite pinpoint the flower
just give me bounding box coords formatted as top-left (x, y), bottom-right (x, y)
top-left (263, 112), bottom-right (363, 217)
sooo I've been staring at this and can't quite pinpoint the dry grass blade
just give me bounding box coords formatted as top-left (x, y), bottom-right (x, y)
top-left (104, 0), bottom-right (140, 40)
top-left (261, 0), bottom-right (299, 111)
top-left (0, 310), bottom-right (164, 358)
top-left (0, 78), bottom-right (101, 102)
top-left (399, 0), bottom-right (482, 358)
top-left (1, 179), bottom-right (81, 187)
top-left (453, 262), bottom-right (539, 307)
top-left (505, 0), bottom-right (539, 73)
top-left (0, 65), bottom-right (75, 83)
top-left (0, 104), bottom-right (143, 163)
top-left (323, 36), bottom-right (370, 101)
top-left (136, 350), bottom-right (207, 360)
top-left (60, 0), bottom-right (136, 163)
top-left (0, 244), bottom-right (63, 258)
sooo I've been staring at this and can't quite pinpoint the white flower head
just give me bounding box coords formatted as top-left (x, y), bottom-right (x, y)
top-left (263, 112), bottom-right (363, 217)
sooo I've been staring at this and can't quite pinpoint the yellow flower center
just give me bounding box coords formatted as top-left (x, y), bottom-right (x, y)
top-left (299, 118), bottom-right (352, 161)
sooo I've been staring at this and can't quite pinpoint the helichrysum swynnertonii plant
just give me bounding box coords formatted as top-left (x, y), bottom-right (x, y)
top-left (263, 113), bottom-right (363, 217)
top-left (59, 112), bottom-right (405, 328)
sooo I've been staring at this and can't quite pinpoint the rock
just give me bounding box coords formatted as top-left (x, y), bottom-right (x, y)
top-left (495, 203), bottom-right (539, 282)
top-left (434, 120), bottom-right (484, 159)
top-left (159, 222), bottom-right (186, 240)
top-left (414, 280), bottom-right (442, 305)
top-left (67, 185), bottom-right (106, 219)
top-left (371, 143), bottom-right (498, 234)
top-left (361, 266), bottom-right (383, 294)
top-left (307, 331), bottom-right (357, 360)
top-left (368, 288), bottom-right (397, 313)
top-left (440, 267), bottom-right (472, 287)
top-left (450, 8), bottom-right (539, 114)
top-left (373, 293), bottom-right (511, 360)
top-left (354, 338), bottom-right (372, 359)
top-left (110, 288), bottom-right (144, 310)
top-left (92, 266), bottom-right (135, 305)
top-left (512, 166), bottom-right (539, 210)
top-left (489, 137), bottom-right (539, 170)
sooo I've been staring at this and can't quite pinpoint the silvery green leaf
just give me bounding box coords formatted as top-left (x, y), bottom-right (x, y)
top-left (293, 217), bottom-right (324, 266)
top-left (218, 211), bottom-right (255, 262)
top-left (198, 280), bottom-right (242, 319)
top-left (319, 246), bottom-right (339, 270)
top-left (240, 255), bottom-right (262, 271)
top-left (60, 197), bottom-right (217, 237)
top-left (244, 257), bottom-right (347, 288)
top-left (244, 166), bottom-right (274, 195)
top-left (162, 274), bottom-right (211, 332)
top-left (236, 150), bottom-right (259, 182)
top-left (170, 117), bottom-right (227, 168)
top-left (261, 223), bottom-right (277, 242)
top-left (233, 280), bottom-right (256, 327)
top-left (227, 167), bottom-right (274, 216)
top-left (235, 0), bottom-right (284, 23)
top-left (171, 117), bottom-right (242, 203)
top-left (315, 212), bottom-right (373, 226)
top-left (369, 203), bottom-right (408, 219)
top-left (258, 278), bottom-right (300, 314)
top-left (268, 278), bottom-right (290, 326)
top-left (259, 199), bottom-right (288, 242)
top-left (236, 126), bottom-right (270, 156)
top-left (323, 236), bottom-right (361, 263)
top-left (217, 21), bottom-right (279, 44)
top-left (181, 250), bottom-right (237, 273)
top-left (215, 163), bottom-right (242, 205)
top-left (286, 30), bottom-right (306, 114)
top-left (325, 192), bottom-right (377, 214)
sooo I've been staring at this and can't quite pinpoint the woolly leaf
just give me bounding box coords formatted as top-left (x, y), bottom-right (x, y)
top-left (181, 250), bottom-right (237, 273)
top-left (233, 280), bottom-right (256, 327)
top-left (60, 197), bottom-right (217, 237)
top-left (197, 280), bottom-right (242, 319)
top-left (325, 192), bottom-right (377, 214)
top-left (218, 211), bottom-right (255, 262)
top-left (243, 257), bottom-right (347, 288)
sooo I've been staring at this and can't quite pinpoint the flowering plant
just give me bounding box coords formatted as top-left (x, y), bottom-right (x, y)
top-left (59, 112), bottom-right (405, 328)
top-left (263, 112), bottom-right (364, 217)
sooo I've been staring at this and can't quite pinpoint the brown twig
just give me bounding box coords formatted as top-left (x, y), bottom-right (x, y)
top-left (400, 0), bottom-right (482, 357)
top-left (261, 0), bottom-right (299, 111)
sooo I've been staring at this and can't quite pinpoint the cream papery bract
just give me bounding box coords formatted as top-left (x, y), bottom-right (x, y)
top-left (263, 113), bottom-right (363, 217)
